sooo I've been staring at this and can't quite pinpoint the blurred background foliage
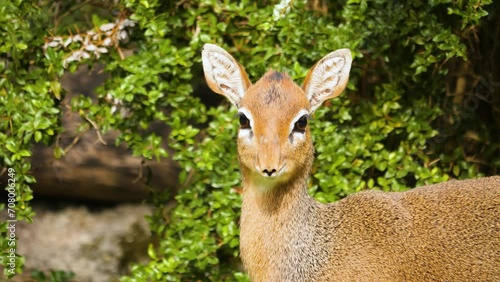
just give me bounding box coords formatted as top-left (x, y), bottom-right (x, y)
top-left (1, 0), bottom-right (499, 280)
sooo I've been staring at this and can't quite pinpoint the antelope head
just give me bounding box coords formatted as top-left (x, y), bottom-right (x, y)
top-left (202, 44), bottom-right (352, 188)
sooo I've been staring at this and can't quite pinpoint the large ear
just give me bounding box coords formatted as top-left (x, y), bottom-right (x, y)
top-left (302, 49), bottom-right (352, 113)
top-left (202, 44), bottom-right (251, 108)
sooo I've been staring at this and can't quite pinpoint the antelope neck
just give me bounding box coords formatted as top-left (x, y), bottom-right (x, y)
top-left (241, 170), bottom-right (315, 216)
top-left (239, 169), bottom-right (322, 281)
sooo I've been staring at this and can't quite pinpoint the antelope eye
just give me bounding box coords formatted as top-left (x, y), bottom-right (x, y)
top-left (239, 114), bottom-right (251, 129)
top-left (293, 115), bottom-right (308, 133)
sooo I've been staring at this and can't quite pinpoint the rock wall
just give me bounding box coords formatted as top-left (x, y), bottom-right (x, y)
top-left (30, 64), bottom-right (180, 203)
top-left (16, 202), bottom-right (153, 281)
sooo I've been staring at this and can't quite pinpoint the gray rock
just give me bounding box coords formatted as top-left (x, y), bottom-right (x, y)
top-left (17, 202), bottom-right (153, 282)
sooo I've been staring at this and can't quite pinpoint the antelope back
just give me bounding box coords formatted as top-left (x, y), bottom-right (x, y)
top-left (202, 44), bottom-right (352, 185)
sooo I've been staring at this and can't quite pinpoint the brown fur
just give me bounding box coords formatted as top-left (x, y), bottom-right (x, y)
top-left (201, 44), bottom-right (500, 281)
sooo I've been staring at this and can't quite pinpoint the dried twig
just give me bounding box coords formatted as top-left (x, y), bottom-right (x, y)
top-left (84, 115), bottom-right (107, 145)
top-left (62, 132), bottom-right (84, 155)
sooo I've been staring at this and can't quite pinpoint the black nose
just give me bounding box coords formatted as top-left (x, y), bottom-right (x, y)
top-left (263, 168), bottom-right (277, 177)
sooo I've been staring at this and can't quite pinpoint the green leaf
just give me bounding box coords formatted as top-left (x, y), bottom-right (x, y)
top-left (6, 143), bottom-right (16, 153)
top-left (54, 146), bottom-right (64, 159)
top-left (34, 131), bottom-right (42, 142)
top-left (16, 43), bottom-right (28, 50)
top-left (18, 150), bottom-right (31, 157)
top-left (50, 81), bottom-right (62, 100)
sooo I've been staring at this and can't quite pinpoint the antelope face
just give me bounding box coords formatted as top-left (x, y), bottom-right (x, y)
top-left (236, 71), bottom-right (313, 183)
top-left (202, 44), bottom-right (352, 187)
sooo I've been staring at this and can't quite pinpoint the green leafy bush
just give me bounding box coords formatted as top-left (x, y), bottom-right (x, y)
top-left (31, 269), bottom-right (75, 282)
top-left (1, 0), bottom-right (498, 280)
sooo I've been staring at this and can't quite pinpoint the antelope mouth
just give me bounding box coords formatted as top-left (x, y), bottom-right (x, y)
top-left (258, 163), bottom-right (287, 179)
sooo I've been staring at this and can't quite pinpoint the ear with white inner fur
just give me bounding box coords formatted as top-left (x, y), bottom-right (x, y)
top-left (302, 49), bottom-right (352, 113)
top-left (202, 44), bottom-right (251, 108)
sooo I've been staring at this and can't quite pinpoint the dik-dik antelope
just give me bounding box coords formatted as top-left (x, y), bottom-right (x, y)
top-left (201, 44), bottom-right (499, 281)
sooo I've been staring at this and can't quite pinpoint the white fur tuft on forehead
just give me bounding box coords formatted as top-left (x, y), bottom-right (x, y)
top-left (202, 44), bottom-right (250, 107)
top-left (303, 49), bottom-right (352, 113)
